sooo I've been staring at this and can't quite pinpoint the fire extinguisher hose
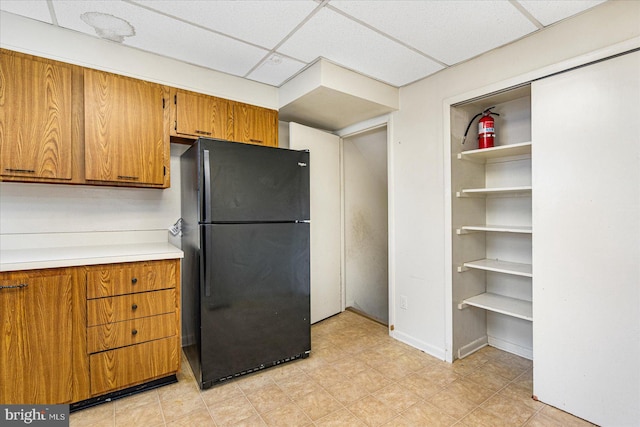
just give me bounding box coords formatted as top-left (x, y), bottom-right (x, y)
top-left (461, 106), bottom-right (500, 145)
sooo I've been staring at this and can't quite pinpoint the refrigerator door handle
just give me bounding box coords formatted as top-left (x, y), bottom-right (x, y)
top-left (201, 227), bottom-right (211, 298)
top-left (203, 149), bottom-right (212, 223)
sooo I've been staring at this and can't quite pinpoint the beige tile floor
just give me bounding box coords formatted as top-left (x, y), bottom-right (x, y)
top-left (70, 310), bottom-right (595, 426)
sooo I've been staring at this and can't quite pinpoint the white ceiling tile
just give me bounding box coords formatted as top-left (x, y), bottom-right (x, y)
top-left (517, 0), bottom-right (607, 26)
top-left (129, 0), bottom-right (318, 49)
top-left (329, 0), bottom-right (538, 65)
top-left (0, 0), bottom-right (52, 24)
top-left (51, 1), bottom-right (268, 76)
top-left (246, 54), bottom-right (307, 87)
top-left (278, 7), bottom-right (443, 87)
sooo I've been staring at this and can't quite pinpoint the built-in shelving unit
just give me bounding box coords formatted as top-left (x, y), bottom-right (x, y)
top-left (450, 85), bottom-right (533, 360)
top-left (459, 258), bottom-right (532, 277)
top-left (457, 141), bottom-right (532, 162)
top-left (459, 293), bottom-right (532, 321)
top-left (457, 224), bottom-right (532, 234)
top-left (456, 186), bottom-right (531, 198)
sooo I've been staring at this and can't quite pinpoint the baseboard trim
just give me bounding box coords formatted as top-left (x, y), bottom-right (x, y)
top-left (457, 336), bottom-right (489, 359)
top-left (488, 336), bottom-right (533, 360)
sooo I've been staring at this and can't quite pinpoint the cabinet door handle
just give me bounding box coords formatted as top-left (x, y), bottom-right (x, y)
top-left (0, 283), bottom-right (28, 290)
top-left (131, 329), bottom-right (138, 336)
top-left (131, 304), bottom-right (138, 311)
top-left (117, 175), bottom-right (139, 181)
top-left (131, 277), bottom-right (138, 284)
top-left (249, 139), bottom-right (263, 143)
top-left (195, 130), bottom-right (212, 136)
top-left (5, 168), bottom-right (35, 173)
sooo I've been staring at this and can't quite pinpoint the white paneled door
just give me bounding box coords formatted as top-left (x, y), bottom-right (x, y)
top-left (532, 50), bottom-right (639, 426)
top-left (289, 122), bottom-right (342, 324)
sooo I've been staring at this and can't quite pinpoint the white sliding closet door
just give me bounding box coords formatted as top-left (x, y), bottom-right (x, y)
top-left (532, 50), bottom-right (639, 426)
top-left (289, 122), bottom-right (342, 324)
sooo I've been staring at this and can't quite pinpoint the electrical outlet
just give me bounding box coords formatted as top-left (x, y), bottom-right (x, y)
top-left (400, 295), bottom-right (408, 310)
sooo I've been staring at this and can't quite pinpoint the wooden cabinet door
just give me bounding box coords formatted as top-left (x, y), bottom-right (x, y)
top-left (174, 90), bottom-right (230, 140)
top-left (0, 51), bottom-right (72, 180)
top-left (0, 274), bottom-right (73, 404)
top-left (84, 69), bottom-right (167, 186)
top-left (233, 103), bottom-right (278, 147)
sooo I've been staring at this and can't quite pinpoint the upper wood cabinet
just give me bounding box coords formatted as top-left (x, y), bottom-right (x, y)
top-left (1, 49), bottom-right (280, 188)
top-left (84, 69), bottom-right (169, 187)
top-left (0, 271), bottom-right (75, 404)
top-left (232, 102), bottom-right (278, 147)
top-left (171, 89), bottom-right (232, 141)
top-left (0, 50), bottom-right (74, 181)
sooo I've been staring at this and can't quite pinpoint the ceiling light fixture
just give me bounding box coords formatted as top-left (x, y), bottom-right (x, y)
top-left (80, 11), bottom-right (135, 43)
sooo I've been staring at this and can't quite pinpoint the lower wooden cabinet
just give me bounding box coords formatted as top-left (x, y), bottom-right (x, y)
top-left (0, 270), bottom-right (76, 404)
top-left (89, 337), bottom-right (180, 395)
top-left (0, 258), bottom-right (181, 405)
top-left (85, 259), bottom-right (181, 396)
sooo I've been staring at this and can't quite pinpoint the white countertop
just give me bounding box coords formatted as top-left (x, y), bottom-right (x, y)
top-left (0, 242), bottom-right (184, 272)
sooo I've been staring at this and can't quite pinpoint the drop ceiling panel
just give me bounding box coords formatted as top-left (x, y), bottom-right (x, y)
top-left (329, 0), bottom-right (538, 65)
top-left (518, 0), bottom-right (607, 26)
top-left (277, 7), bottom-right (444, 87)
top-left (0, 1), bottom-right (51, 24)
top-left (246, 55), bottom-right (307, 87)
top-left (129, 0), bottom-right (318, 50)
top-left (52, 0), bottom-right (268, 76)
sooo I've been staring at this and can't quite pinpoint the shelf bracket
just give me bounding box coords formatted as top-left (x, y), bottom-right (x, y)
top-left (457, 302), bottom-right (469, 310)
top-left (456, 228), bottom-right (479, 235)
top-left (457, 265), bottom-right (469, 273)
top-left (456, 153), bottom-right (484, 164)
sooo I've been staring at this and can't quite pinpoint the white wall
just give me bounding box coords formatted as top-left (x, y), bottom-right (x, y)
top-left (0, 12), bottom-right (277, 247)
top-left (390, 0), bottom-right (640, 359)
top-left (344, 127), bottom-right (388, 323)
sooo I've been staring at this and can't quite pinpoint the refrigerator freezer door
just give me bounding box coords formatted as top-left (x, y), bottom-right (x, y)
top-left (200, 139), bottom-right (310, 222)
top-left (199, 223), bottom-right (310, 386)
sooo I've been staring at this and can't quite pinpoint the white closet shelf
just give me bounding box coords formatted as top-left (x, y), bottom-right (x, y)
top-left (458, 141), bottom-right (532, 162)
top-left (459, 258), bottom-right (532, 277)
top-left (457, 186), bottom-right (532, 197)
top-left (459, 292), bottom-right (533, 321)
top-left (457, 224), bottom-right (532, 234)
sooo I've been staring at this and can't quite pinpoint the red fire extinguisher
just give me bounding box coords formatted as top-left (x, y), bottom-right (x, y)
top-left (462, 106), bottom-right (500, 149)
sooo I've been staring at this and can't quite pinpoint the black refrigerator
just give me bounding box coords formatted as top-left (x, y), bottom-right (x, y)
top-left (180, 138), bottom-right (310, 389)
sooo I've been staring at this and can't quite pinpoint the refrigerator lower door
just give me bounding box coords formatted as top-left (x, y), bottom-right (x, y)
top-left (199, 222), bottom-right (310, 387)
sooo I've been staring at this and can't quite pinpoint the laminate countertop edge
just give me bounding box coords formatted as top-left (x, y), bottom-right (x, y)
top-left (0, 242), bottom-right (184, 272)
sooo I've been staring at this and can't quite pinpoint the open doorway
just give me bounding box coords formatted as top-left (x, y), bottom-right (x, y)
top-left (342, 126), bottom-right (389, 325)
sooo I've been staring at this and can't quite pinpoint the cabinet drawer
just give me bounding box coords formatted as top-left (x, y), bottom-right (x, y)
top-left (87, 261), bottom-right (176, 299)
top-left (87, 289), bottom-right (176, 327)
top-left (89, 337), bottom-right (179, 395)
top-left (87, 313), bottom-right (176, 354)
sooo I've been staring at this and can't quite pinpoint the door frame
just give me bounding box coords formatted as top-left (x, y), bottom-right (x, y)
top-left (337, 114), bottom-right (394, 328)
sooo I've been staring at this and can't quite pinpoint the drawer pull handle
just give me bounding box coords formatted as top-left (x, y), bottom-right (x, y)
top-left (0, 283), bottom-right (28, 290)
top-left (5, 168), bottom-right (35, 174)
top-left (131, 278), bottom-right (138, 284)
top-left (131, 329), bottom-right (138, 336)
top-left (117, 175), bottom-right (139, 181)
top-left (195, 129), bottom-right (212, 136)
top-left (131, 304), bottom-right (138, 311)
